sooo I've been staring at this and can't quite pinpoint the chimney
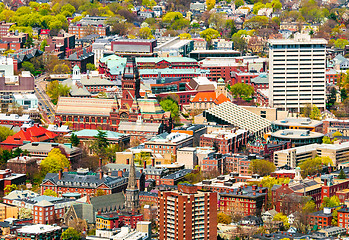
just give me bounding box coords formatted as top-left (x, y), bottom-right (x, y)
top-left (59, 169), bottom-right (63, 180)
top-left (99, 158), bottom-right (102, 168)
top-left (118, 170), bottom-right (123, 177)
top-left (253, 192), bottom-right (256, 196)
top-left (324, 179), bottom-right (328, 186)
top-left (126, 158), bottom-right (129, 165)
top-left (143, 160), bottom-right (146, 169)
top-left (99, 169), bottom-right (103, 180)
top-left (152, 158), bottom-right (155, 167)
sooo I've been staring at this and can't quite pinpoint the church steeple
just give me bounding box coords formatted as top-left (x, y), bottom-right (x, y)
top-left (125, 155), bottom-right (139, 212)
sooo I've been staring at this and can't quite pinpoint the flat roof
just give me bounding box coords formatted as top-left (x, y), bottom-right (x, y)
top-left (17, 224), bottom-right (61, 234)
top-left (271, 130), bottom-right (324, 139)
top-left (273, 118), bottom-right (322, 128)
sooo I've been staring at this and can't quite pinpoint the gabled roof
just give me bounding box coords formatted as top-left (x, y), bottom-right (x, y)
top-left (1, 125), bottom-right (57, 147)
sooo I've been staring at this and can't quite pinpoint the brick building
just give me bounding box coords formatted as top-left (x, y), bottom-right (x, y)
top-left (308, 208), bottom-right (334, 230)
top-left (0, 114), bottom-right (33, 127)
top-left (200, 129), bottom-right (248, 154)
top-left (326, 69), bottom-right (340, 85)
top-left (0, 169), bottom-right (26, 195)
top-left (41, 168), bottom-right (128, 197)
top-left (0, 22), bottom-right (15, 37)
top-left (338, 207), bottom-right (349, 232)
top-left (159, 169), bottom-right (192, 186)
top-left (7, 156), bottom-right (38, 174)
top-left (16, 224), bottom-right (62, 240)
top-left (158, 184), bottom-right (217, 240)
top-left (247, 138), bottom-right (291, 161)
top-left (219, 184), bottom-right (268, 217)
top-left (65, 45), bottom-right (94, 73)
top-left (143, 166), bottom-right (169, 186)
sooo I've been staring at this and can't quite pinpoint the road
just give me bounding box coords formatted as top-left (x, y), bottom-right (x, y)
top-left (34, 74), bottom-right (55, 124)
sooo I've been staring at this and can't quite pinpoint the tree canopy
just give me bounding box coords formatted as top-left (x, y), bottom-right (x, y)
top-left (200, 28), bottom-right (220, 45)
top-left (230, 83), bottom-right (254, 101)
top-left (61, 227), bottom-right (81, 240)
top-left (160, 97), bottom-right (180, 123)
top-left (298, 156), bottom-right (333, 178)
top-left (217, 212), bottom-right (232, 224)
top-left (43, 189), bottom-right (58, 197)
top-left (40, 148), bottom-right (71, 174)
top-left (0, 126), bottom-right (15, 142)
top-left (46, 81), bottom-right (71, 105)
top-left (249, 159), bottom-right (276, 176)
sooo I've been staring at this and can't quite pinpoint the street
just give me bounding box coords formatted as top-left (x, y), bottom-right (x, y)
top-left (34, 74), bottom-right (55, 124)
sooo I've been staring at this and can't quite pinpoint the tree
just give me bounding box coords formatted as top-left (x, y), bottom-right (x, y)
top-left (43, 189), bottom-right (58, 197)
top-left (249, 159), bottom-right (276, 176)
top-left (217, 212), bottom-right (232, 224)
top-left (302, 200), bottom-right (316, 213)
top-left (19, 208), bottom-right (32, 219)
top-left (200, 28), bottom-right (220, 46)
top-left (322, 136), bottom-right (336, 144)
top-left (46, 81), bottom-right (71, 105)
top-left (134, 151), bottom-right (151, 166)
top-left (70, 133), bottom-right (80, 147)
top-left (334, 39), bottom-right (349, 49)
top-left (142, 0), bottom-right (156, 8)
top-left (301, 103), bottom-right (312, 117)
top-left (22, 61), bottom-right (35, 74)
top-left (338, 169), bottom-right (347, 179)
top-left (235, 0), bottom-right (244, 8)
top-left (321, 196), bottom-right (340, 209)
top-left (230, 83), bottom-right (254, 101)
top-left (40, 148), bottom-right (71, 174)
top-left (206, 0), bottom-right (216, 11)
top-left (61, 227), bottom-right (81, 240)
top-left (160, 98), bottom-right (180, 123)
top-left (40, 39), bottom-right (48, 52)
top-left (273, 213), bottom-right (290, 230)
top-left (162, 12), bottom-right (190, 30)
top-left (208, 13), bottom-right (226, 32)
top-left (86, 63), bottom-right (96, 71)
top-left (4, 184), bottom-right (17, 195)
top-left (178, 33), bottom-right (192, 40)
top-left (91, 130), bottom-right (109, 160)
top-left (53, 63), bottom-right (71, 74)
top-left (139, 27), bottom-right (154, 39)
top-left (309, 105), bottom-right (321, 120)
top-left (299, 156), bottom-right (332, 178)
top-left (0, 126), bottom-right (15, 141)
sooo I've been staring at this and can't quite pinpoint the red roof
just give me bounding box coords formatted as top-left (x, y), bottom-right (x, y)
top-left (191, 92), bottom-right (230, 105)
top-left (1, 124), bottom-right (57, 150)
top-left (40, 29), bottom-right (51, 35)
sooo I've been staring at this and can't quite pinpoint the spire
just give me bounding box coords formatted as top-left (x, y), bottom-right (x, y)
top-left (127, 155), bottom-right (137, 190)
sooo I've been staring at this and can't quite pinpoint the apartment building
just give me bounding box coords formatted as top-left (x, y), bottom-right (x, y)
top-left (158, 184), bottom-right (217, 240)
top-left (268, 33), bottom-right (327, 111)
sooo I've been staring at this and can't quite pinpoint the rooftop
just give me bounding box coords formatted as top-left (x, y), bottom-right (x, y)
top-left (271, 130), bottom-right (324, 139)
top-left (273, 117), bottom-right (322, 128)
top-left (17, 224), bottom-right (61, 234)
top-left (65, 129), bottom-right (126, 140)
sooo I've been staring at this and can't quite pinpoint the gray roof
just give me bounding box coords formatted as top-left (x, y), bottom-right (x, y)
top-left (42, 171), bottom-right (127, 189)
top-left (62, 79), bottom-right (91, 97)
top-left (161, 169), bottom-right (192, 180)
top-left (118, 121), bottom-right (161, 133)
top-left (71, 203), bottom-right (95, 223)
top-left (251, 74), bottom-right (269, 84)
top-left (20, 142), bottom-right (80, 155)
top-left (90, 192), bottom-right (125, 213)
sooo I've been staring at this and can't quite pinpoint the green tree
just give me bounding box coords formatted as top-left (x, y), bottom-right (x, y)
top-left (302, 200), bottom-right (316, 213)
top-left (22, 61), bottom-right (35, 74)
top-left (47, 81), bottom-right (71, 105)
top-left (162, 12), bottom-right (190, 30)
top-left (200, 28), bottom-right (220, 45)
top-left (249, 159), bottom-right (276, 176)
top-left (139, 27), bottom-right (154, 39)
top-left (160, 98), bottom-right (179, 123)
top-left (322, 136), bottom-right (336, 144)
top-left (235, 0), bottom-right (244, 8)
top-left (70, 133), bottom-right (80, 147)
top-left (0, 126), bottom-right (15, 141)
top-left (40, 39), bottom-right (48, 52)
top-left (273, 213), bottom-right (290, 230)
top-left (91, 130), bottom-right (109, 160)
top-left (301, 103), bottom-right (312, 117)
top-left (43, 189), bottom-right (58, 197)
top-left (320, 196), bottom-right (340, 209)
top-left (217, 212), bottom-right (232, 224)
top-left (309, 105), bottom-right (321, 120)
top-left (105, 144), bottom-right (121, 162)
top-left (299, 156), bottom-right (332, 178)
top-left (61, 3), bottom-right (76, 16)
top-left (230, 83), bottom-right (254, 101)
top-left (334, 39), bottom-right (349, 49)
top-left (86, 63), bottom-right (96, 71)
top-left (134, 151), bottom-right (151, 166)
top-left (4, 184), bottom-right (17, 195)
top-left (142, 0), bottom-right (156, 8)
top-left (96, 189), bottom-right (106, 196)
top-left (61, 227), bottom-right (81, 240)
top-left (338, 169), bottom-right (346, 179)
top-left (40, 148), bottom-right (71, 174)
top-left (53, 63), bottom-right (71, 74)
top-left (178, 33), bottom-right (192, 40)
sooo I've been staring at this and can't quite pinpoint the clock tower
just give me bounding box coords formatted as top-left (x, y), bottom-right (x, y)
top-left (121, 57), bottom-right (140, 109)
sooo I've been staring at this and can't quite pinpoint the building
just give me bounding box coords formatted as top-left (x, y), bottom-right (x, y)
top-left (200, 129), bottom-right (248, 154)
top-left (0, 71), bottom-right (34, 95)
top-left (0, 22), bottom-right (15, 37)
top-left (125, 156), bottom-right (140, 212)
top-left (268, 33), bottom-right (327, 111)
top-left (274, 144), bottom-right (319, 168)
top-left (323, 119), bottom-right (349, 135)
top-left (204, 101), bottom-right (271, 136)
top-left (0, 124), bottom-right (57, 150)
top-left (0, 203), bottom-right (18, 221)
top-left (189, 50), bottom-right (240, 61)
top-left (272, 117), bottom-right (323, 132)
top-left (338, 207), bottom-right (349, 232)
top-left (144, 132), bottom-right (193, 159)
top-left (154, 37), bottom-right (194, 57)
top-left (111, 39), bottom-right (157, 57)
top-left (308, 208), bottom-right (334, 230)
top-left (41, 168), bottom-right (128, 197)
top-left (0, 113), bottom-right (33, 127)
top-left (247, 138), bottom-right (291, 161)
top-left (7, 155), bottom-right (38, 174)
top-left (159, 169), bottom-right (192, 185)
top-left (68, 16), bottom-right (111, 38)
top-left (158, 184), bottom-right (217, 240)
top-left (176, 147), bottom-right (198, 169)
top-left (212, 39), bottom-right (233, 51)
top-left (219, 184), bottom-right (268, 217)
top-left (16, 224), bottom-right (62, 240)
top-left (65, 45), bottom-right (94, 73)
top-left (269, 129), bottom-right (324, 148)
top-left (12, 93), bottom-right (38, 110)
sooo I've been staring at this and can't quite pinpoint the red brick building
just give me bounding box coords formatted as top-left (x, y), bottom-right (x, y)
top-left (68, 24), bottom-right (110, 38)
top-left (338, 207), bottom-right (349, 232)
top-left (231, 71), bottom-right (260, 85)
top-left (41, 168), bottom-right (128, 197)
top-left (0, 169), bottom-right (26, 195)
top-left (0, 22), bottom-right (15, 37)
top-left (219, 185), bottom-right (268, 217)
top-left (158, 184), bottom-right (217, 240)
top-left (308, 208), bottom-right (334, 230)
top-left (326, 69), bottom-right (340, 85)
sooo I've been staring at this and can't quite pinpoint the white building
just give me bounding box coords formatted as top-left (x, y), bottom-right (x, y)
top-left (12, 93), bottom-right (38, 110)
top-left (268, 33), bottom-right (327, 112)
top-left (0, 56), bottom-right (14, 76)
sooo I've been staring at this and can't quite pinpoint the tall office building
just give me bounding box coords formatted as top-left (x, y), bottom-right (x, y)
top-left (268, 33), bottom-right (327, 112)
top-left (158, 184), bottom-right (217, 240)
